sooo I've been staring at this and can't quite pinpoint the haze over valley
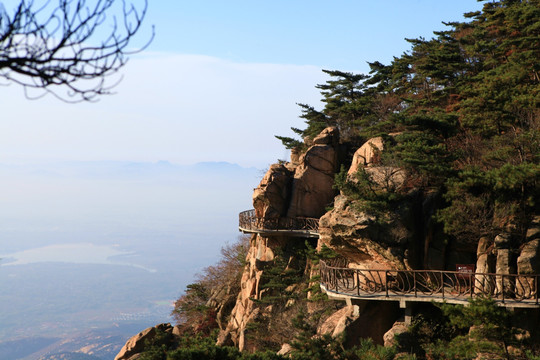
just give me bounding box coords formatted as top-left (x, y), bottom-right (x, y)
top-left (0, 160), bottom-right (260, 358)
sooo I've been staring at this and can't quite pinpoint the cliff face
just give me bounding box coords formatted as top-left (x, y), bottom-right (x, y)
top-left (218, 127), bottom-right (540, 350)
top-left (217, 128), bottom-right (455, 349)
top-left (116, 128), bottom-right (540, 358)
top-left (218, 127), bottom-right (342, 351)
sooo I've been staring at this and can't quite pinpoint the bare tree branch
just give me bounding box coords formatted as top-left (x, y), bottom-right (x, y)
top-left (0, 0), bottom-right (153, 102)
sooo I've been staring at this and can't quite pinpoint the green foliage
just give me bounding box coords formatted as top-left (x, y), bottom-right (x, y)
top-left (137, 323), bottom-right (402, 360)
top-left (390, 130), bottom-right (454, 188)
top-left (274, 135), bottom-right (304, 151)
top-left (275, 0), bottom-right (539, 247)
top-left (334, 164), bottom-right (403, 221)
top-left (290, 334), bottom-right (397, 360)
top-left (172, 236), bottom-right (249, 333)
top-left (289, 311), bottom-right (397, 360)
top-left (396, 298), bottom-right (529, 360)
top-left (135, 329), bottom-right (286, 360)
top-left (439, 297), bottom-right (515, 346)
top-left (138, 329), bottom-right (175, 360)
top-left (167, 343), bottom-right (242, 360)
top-left (437, 163), bottom-right (539, 242)
top-left (253, 242), bottom-right (311, 306)
top-left (395, 306), bottom-right (457, 358)
top-left (305, 243), bottom-right (338, 265)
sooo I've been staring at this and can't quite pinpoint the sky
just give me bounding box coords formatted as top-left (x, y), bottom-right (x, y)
top-left (0, 0), bottom-right (485, 168)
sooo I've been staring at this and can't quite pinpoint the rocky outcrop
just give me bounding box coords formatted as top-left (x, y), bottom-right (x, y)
top-left (518, 240), bottom-right (540, 274)
top-left (475, 237), bottom-right (495, 294)
top-left (319, 195), bottom-right (409, 269)
top-left (348, 136), bottom-right (384, 174)
top-left (383, 321), bottom-right (408, 348)
top-left (118, 124), bottom-right (540, 357)
top-left (518, 217), bottom-right (540, 274)
top-left (287, 127), bottom-right (340, 218)
top-left (252, 126), bottom-right (340, 220)
top-left (252, 164), bottom-right (293, 219)
top-left (206, 282), bottom-right (241, 331)
top-left (317, 305), bottom-right (360, 338)
top-left (316, 301), bottom-right (400, 347)
top-left (277, 343), bottom-right (293, 356)
top-left (218, 234), bottom-right (299, 351)
top-left (317, 134), bottom-right (415, 269)
top-left (493, 233), bottom-right (515, 295)
top-left (218, 127), bottom-right (343, 351)
top-left (348, 134), bottom-right (405, 191)
top-left (115, 323), bottom-right (173, 360)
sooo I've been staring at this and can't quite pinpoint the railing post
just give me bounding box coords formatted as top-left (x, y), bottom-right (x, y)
top-left (356, 270), bottom-right (360, 296)
top-left (441, 272), bottom-right (444, 300)
top-left (470, 273), bottom-right (473, 298)
top-left (414, 272), bottom-right (417, 298)
top-left (502, 274), bottom-right (505, 304)
top-left (385, 270), bottom-right (389, 298)
top-left (534, 275), bottom-right (538, 305)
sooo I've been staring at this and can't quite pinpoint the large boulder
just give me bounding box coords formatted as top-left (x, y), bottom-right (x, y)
top-left (348, 137), bottom-right (384, 175)
top-left (252, 127), bottom-right (341, 220)
top-left (287, 128), bottom-right (340, 219)
top-left (318, 302), bottom-right (400, 346)
top-left (475, 237), bottom-right (495, 294)
top-left (277, 343), bottom-right (293, 356)
top-left (115, 323), bottom-right (172, 360)
top-left (318, 195), bottom-right (409, 269)
top-left (317, 305), bottom-right (360, 337)
top-left (516, 235), bottom-right (540, 297)
top-left (517, 239), bottom-right (540, 274)
top-left (383, 321), bottom-right (408, 348)
top-left (518, 216), bottom-right (540, 277)
top-left (364, 166), bottom-right (406, 192)
top-left (525, 216), bottom-right (540, 242)
top-left (496, 248), bottom-right (515, 295)
top-left (312, 126), bottom-right (340, 146)
top-left (252, 164), bottom-right (293, 218)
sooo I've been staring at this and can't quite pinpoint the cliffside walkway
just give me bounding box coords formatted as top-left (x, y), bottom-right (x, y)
top-left (238, 209), bottom-right (319, 238)
top-left (319, 260), bottom-right (540, 309)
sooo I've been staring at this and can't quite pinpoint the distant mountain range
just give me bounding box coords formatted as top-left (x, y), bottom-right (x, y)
top-left (0, 160), bottom-right (261, 180)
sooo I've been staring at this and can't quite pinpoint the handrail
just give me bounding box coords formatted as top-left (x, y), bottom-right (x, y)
top-left (238, 209), bottom-right (319, 236)
top-left (319, 260), bottom-right (540, 307)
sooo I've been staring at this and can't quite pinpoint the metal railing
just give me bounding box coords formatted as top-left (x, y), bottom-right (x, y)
top-left (238, 209), bottom-right (319, 236)
top-left (320, 260), bottom-right (539, 306)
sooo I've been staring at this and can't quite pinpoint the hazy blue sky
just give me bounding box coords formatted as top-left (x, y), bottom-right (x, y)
top-left (0, 0), bottom-right (484, 168)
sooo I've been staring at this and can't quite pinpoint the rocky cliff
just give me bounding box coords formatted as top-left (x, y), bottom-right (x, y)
top-left (218, 127), bottom-right (343, 351)
top-left (116, 127), bottom-right (540, 358)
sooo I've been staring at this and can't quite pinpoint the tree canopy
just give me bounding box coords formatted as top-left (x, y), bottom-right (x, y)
top-left (278, 0), bottom-right (539, 244)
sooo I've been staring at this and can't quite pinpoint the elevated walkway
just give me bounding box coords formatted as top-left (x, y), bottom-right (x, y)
top-left (319, 260), bottom-right (540, 309)
top-left (238, 209), bottom-right (319, 238)
top-left (237, 210), bottom-right (539, 309)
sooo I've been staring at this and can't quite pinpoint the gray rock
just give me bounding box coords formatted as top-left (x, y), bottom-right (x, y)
top-left (517, 240), bottom-right (540, 274)
top-left (383, 321), bottom-right (408, 347)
